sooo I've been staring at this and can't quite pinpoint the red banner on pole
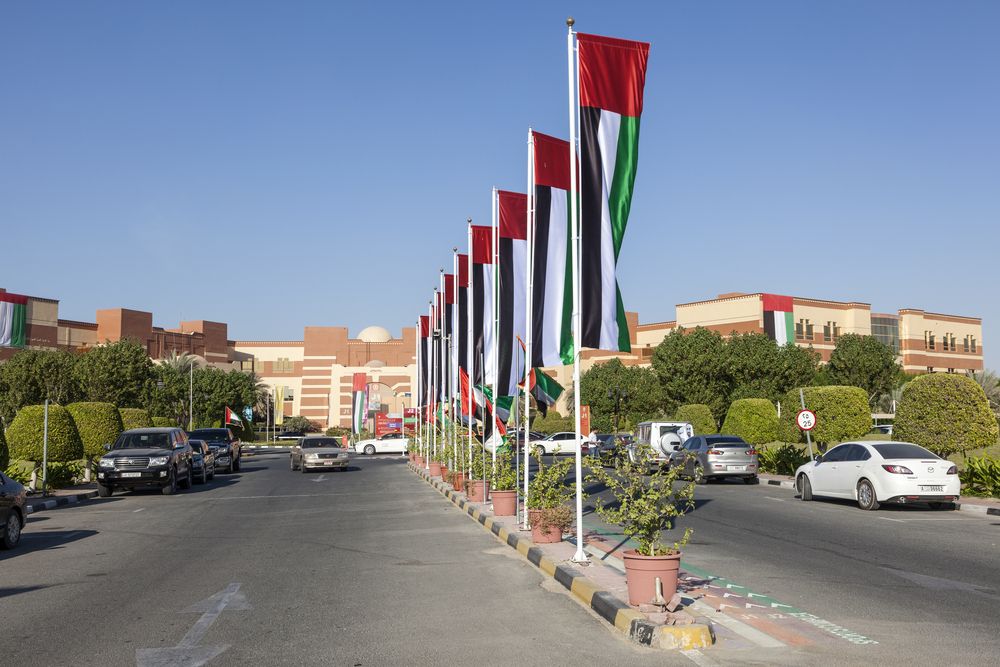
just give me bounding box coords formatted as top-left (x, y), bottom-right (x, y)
top-left (580, 405), bottom-right (591, 437)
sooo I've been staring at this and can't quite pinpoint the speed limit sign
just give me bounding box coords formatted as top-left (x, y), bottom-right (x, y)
top-left (796, 409), bottom-right (817, 431)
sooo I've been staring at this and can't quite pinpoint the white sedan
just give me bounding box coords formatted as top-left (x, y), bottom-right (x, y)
top-left (529, 432), bottom-right (588, 456)
top-left (355, 432), bottom-right (410, 455)
top-left (795, 440), bottom-right (960, 511)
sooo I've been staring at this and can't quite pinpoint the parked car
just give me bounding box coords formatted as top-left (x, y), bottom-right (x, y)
top-left (290, 436), bottom-right (351, 472)
top-left (529, 432), bottom-right (587, 455)
top-left (795, 441), bottom-right (960, 511)
top-left (670, 435), bottom-right (759, 484)
top-left (355, 432), bottom-right (409, 455)
top-left (593, 433), bottom-right (629, 466)
top-left (0, 470), bottom-right (27, 549)
top-left (96, 428), bottom-right (194, 496)
top-left (187, 428), bottom-right (242, 473)
top-left (631, 421), bottom-right (695, 467)
top-left (188, 439), bottom-right (216, 484)
top-left (510, 430), bottom-right (545, 450)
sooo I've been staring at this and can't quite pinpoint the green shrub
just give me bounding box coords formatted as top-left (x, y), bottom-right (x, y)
top-left (758, 443), bottom-right (811, 475)
top-left (673, 404), bottom-right (717, 434)
top-left (893, 374), bottom-right (999, 458)
top-left (491, 448), bottom-right (518, 490)
top-left (526, 452), bottom-right (574, 510)
top-left (5, 460), bottom-right (33, 485)
top-left (531, 410), bottom-right (572, 435)
top-left (119, 407), bottom-right (153, 430)
top-left (722, 399), bottom-right (778, 445)
top-left (959, 456), bottom-right (1000, 498)
top-left (0, 420), bottom-right (8, 470)
top-left (6, 404), bottom-right (84, 462)
top-left (778, 386), bottom-right (870, 448)
top-left (67, 402), bottom-right (124, 462)
top-left (152, 416), bottom-right (175, 428)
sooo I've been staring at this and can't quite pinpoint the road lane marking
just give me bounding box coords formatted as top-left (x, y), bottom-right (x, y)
top-left (878, 517), bottom-right (906, 523)
top-left (133, 508), bottom-right (145, 513)
top-left (311, 474), bottom-right (327, 482)
top-left (764, 497), bottom-right (785, 502)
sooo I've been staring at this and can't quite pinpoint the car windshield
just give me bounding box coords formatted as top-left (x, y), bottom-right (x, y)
top-left (706, 437), bottom-right (746, 447)
top-left (188, 429), bottom-right (230, 442)
top-left (302, 438), bottom-right (338, 449)
top-left (113, 433), bottom-right (171, 449)
top-left (873, 443), bottom-right (938, 459)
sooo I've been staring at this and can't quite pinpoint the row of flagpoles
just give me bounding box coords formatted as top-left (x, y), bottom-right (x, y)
top-left (410, 20), bottom-right (649, 562)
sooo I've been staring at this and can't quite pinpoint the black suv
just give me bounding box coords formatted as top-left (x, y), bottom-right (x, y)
top-left (187, 428), bottom-right (242, 473)
top-left (97, 428), bottom-right (194, 496)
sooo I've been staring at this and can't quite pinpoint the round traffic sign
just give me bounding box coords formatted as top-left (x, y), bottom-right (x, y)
top-left (796, 409), bottom-right (817, 431)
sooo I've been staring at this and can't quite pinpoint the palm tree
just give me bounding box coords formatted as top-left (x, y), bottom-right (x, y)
top-left (161, 350), bottom-right (198, 372)
top-left (967, 370), bottom-right (1000, 416)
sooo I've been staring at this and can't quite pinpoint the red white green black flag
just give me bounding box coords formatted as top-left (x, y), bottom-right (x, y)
top-left (0, 292), bottom-right (28, 348)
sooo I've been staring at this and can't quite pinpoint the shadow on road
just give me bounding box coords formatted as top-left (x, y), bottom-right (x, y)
top-left (0, 529), bottom-right (98, 561)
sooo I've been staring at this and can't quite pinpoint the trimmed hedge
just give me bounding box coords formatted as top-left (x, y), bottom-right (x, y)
top-left (778, 386), bottom-right (870, 447)
top-left (894, 373), bottom-right (998, 458)
top-left (67, 402), bottom-right (124, 461)
top-left (152, 416), bottom-right (175, 428)
top-left (722, 398), bottom-right (778, 445)
top-left (673, 404), bottom-right (717, 435)
top-left (119, 407), bottom-right (153, 430)
top-left (0, 420), bottom-right (8, 470)
top-left (6, 404), bottom-right (84, 462)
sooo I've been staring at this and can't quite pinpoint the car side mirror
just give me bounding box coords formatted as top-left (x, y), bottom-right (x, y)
top-left (103, 443), bottom-right (112, 451)
top-left (813, 456), bottom-right (822, 465)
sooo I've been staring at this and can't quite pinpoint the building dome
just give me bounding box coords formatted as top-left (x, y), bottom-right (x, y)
top-left (357, 326), bottom-right (392, 343)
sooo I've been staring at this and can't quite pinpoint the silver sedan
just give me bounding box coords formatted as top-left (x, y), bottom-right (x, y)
top-left (289, 436), bottom-right (352, 472)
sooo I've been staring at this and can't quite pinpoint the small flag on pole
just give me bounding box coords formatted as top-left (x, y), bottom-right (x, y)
top-left (224, 406), bottom-right (242, 426)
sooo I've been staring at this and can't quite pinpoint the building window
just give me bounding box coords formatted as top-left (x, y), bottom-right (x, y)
top-left (947, 368), bottom-right (955, 374)
top-left (823, 323), bottom-right (831, 342)
top-left (795, 320), bottom-right (804, 340)
top-left (926, 333), bottom-right (935, 351)
top-left (964, 336), bottom-right (970, 353)
top-left (927, 366), bottom-right (934, 373)
top-left (806, 321), bottom-right (814, 340)
top-left (971, 337), bottom-right (977, 353)
top-left (274, 358), bottom-right (294, 373)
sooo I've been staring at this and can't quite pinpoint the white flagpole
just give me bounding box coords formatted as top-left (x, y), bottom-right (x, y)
top-left (428, 299), bottom-right (435, 470)
top-left (523, 128), bottom-right (535, 531)
top-left (415, 316), bottom-right (420, 462)
top-left (467, 220), bottom-right (474, 478)
top-left (491, 186), bottom-right (500, 472)
top-left (567, 17), bottom-right (587, 563)
top-left (452, 247), bottom-right (459, 472)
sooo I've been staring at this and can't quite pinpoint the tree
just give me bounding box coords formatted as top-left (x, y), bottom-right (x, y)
top-left (75, 340), bottom-right (155, 407)
top-left (652, 328), bottom-right (729, 419)
top-left (967, 370), bottom-right (1000, 420)
top-left (826, 334), bottom-right (900, 403)
top-left (673, 404), bottom-right (717, 434)
top-left (894, 374), bottom-right (999, 458)
top-left (723, 333), bottom-right (784, 402)
top-left (6, 404), bottom-right (84, 462)
top-left (66, 402), bottom-right (124, 463)
top-left (722, 398), bottom-right (778, 445)
top-left (778, 386), bottom-right (871, 450)
top-left (119, 408), bottom-right (153, 430)
top-left (281, 415), bottom-right (318, 433)
top-left (0, 349), bottom-right (81, 425)
top-left (580, 358), bottom-right (661, 432)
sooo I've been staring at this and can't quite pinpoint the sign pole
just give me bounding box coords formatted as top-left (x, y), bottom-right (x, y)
top-left (799, 388), bottom-right (815, 461)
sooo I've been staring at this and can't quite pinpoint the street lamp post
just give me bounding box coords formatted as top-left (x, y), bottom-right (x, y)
top-left (608, 387), bottom-right (629, 436)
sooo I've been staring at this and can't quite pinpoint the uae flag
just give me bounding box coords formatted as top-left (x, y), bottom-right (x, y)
top-left (522, 367), bottom-right (564, 418)
top-left (762, 294), bottom-right (795, 346)
top-left (224, 406), bottom-right (242, 426)
top-left (418, 315), bottom-right (430, 409)
top-left (530, 131), bottom-right (574, 367)
top-left (577, 32), bottom-right (650, 352)
top-left (497, 190), bottom-right (528, 397)
top-left (0, 292), bottom-right (28, 348)
top-left (470, 225), bottom-right (494, 385)
top-left (455, 253), bottom-right (469, 377)
top-left (473, 384), bottom-right (507, 451)
top-left (351, 372), bottom-right (368, 434)
top-left (441, 276), bottom-right (455, 403)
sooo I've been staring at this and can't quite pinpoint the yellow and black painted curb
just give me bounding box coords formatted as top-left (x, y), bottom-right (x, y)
top-left (408, 463), bottom-right (715, 650)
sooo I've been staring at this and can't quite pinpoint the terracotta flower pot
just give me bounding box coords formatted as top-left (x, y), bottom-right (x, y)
top-left (528, 509), bottom-right (562, 544)
top-left (440, 465), bottom-right (449, 481)
top-left (429, 461), bottom-right (442, 477)
top-left (492, 489), bottom-right (517, 516)
top-left (453, 472), bottom-right (466, 493)
top-left (467, 479), bottom-right (490, 503)
top-left (415, 456), bottom-right (424, 467)
top-left (622, 549), bottom-right (682, 606)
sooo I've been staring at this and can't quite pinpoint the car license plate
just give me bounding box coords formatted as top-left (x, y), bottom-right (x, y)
top-left (121, 472), bottom-right (141, 478)
top-left (728, 465), bottom-right (746, 471)
top-left (920, 485), bottom-right (944, 492)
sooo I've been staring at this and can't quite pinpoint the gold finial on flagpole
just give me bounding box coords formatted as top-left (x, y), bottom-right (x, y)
top-left (566, 17), bottom-right (574, 27)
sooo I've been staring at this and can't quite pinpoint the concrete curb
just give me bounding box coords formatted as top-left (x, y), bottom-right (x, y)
top-left (765, 478), bottom-right (796, 490)
top-left (25, 490), bottom-right (98, 515)
top-left (409, 463), bottom-right (714, 650)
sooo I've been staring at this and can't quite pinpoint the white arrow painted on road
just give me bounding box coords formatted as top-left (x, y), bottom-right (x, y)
top-left (136, 583), bottom-right (250, 667)
top-left (311, 474), bottom-right (327, 482)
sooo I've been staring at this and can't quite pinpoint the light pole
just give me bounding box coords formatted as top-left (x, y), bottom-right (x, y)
top-left (608, 387), bottom-right (629, 436)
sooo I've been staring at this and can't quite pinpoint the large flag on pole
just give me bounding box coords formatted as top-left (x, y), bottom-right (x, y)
top-left (497, 190), bottom-right (528, 397)
top-left (577, 32), bottom-right (649, 352)
top-left (418, 315), bottom-right (430, 409)
top-left (455, 253), bottom-right (469, 377)
top-left (0, 292), bottom-right (28, 348)
top-left (530, 131), bottom-right (574, 367)
top-left (470, 225), bottom-right (494, 386)
top-left (442, 274), bottom-right (455, 404)
top-left (351, 372), bottom-right (367, 434)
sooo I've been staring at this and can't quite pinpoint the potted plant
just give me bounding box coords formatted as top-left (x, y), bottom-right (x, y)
top-left (451, 465), bottom-right (466, 494)
top-left (526, 452), bottom-right (575, 543)
top-left (587, 444), bottom-right (695, 605)
top-left (465, 445), bottom-right (490, 502)
top-left (428, 445), bottom-right (443, 478)
top-left (490, 448), bottom-right (518, 516)
top-left (439, 443), bottom-right (451, 481)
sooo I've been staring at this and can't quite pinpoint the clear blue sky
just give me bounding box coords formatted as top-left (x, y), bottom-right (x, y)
top-left (2, 1), bottom-right (997, 367)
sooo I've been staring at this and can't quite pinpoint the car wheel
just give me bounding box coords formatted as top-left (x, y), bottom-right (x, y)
top-left (744, 475), bottom-right (759, 485)
top-left (162, 469), bottom-right (178, 495)
top-left (1, 512), bottom-right (22, 550)
top-left (857, 479), bottom-right (880, 511)
top-left (798, 474), bottom-right (812, 501)
top-left (364, 444), bottom-right (376, 455)
top-left (97, 483), bottom-right (114, 498)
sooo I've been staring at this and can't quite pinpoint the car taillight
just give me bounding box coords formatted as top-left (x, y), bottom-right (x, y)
top-left (707, 449), bottom-right (724, 455)
top-left (746, 449), bottom-right (757, 456)
top-left (946, 465), bottom-right (958, 475)
top-left (882, 464), bottom-right (914, 474)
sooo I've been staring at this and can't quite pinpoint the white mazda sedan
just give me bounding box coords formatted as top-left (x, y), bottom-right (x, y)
top-left (795, 441), bottom-right (960, 511)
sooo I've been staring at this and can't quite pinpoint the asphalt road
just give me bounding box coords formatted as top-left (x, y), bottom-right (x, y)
top-left (575, 461), bottom-right (1000, 666)
top-left (0, 453), bottom-right (679, 666)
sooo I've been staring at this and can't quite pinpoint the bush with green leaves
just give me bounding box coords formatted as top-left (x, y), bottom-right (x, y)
top-left (491, 448), bottom-right (518, 491)
top-left (894, 373), bottom-right (998, 457)
top-left (152, 416), bottom-right (174, 428)
top-left (526, 452), bottom-right (574, 510)
top-left (673, 404), bottom-right (717, 435)
top-left (119, 408), bottom-right (153, 430)
top-left (5, 459), bottom-right (33, 485)
top-left (6, 404), bottom-right (84, 462)
top-left (959, 456), bottom-right (1000, 498)
top-left (532, 410), bottom-right (572, 435)
top-left (0, 420), bottom-right (8, 470)
top-left (586, 444), bottom-right (694, 556)
top-left (778, 386), bottom-right (870, 449)
top-left (67, 402), bottom-right (124, 462)
top-left (758, 443), bottom-right (811, 475)
top-left (722, 398), bottom-right (778, 445)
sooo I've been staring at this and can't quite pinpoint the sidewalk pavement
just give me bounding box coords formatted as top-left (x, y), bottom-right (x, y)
top-left (759, 473), bottom-right (1000, 517)
top-left (25, 483), bottom-right (98, 515)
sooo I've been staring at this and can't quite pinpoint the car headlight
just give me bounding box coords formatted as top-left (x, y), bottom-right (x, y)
top-left (305, 453), bottom-right (320, 460)
top-left (99, 458), bottom-right (115, 469)
top-left (148, 456), bottom-right (169, 467)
